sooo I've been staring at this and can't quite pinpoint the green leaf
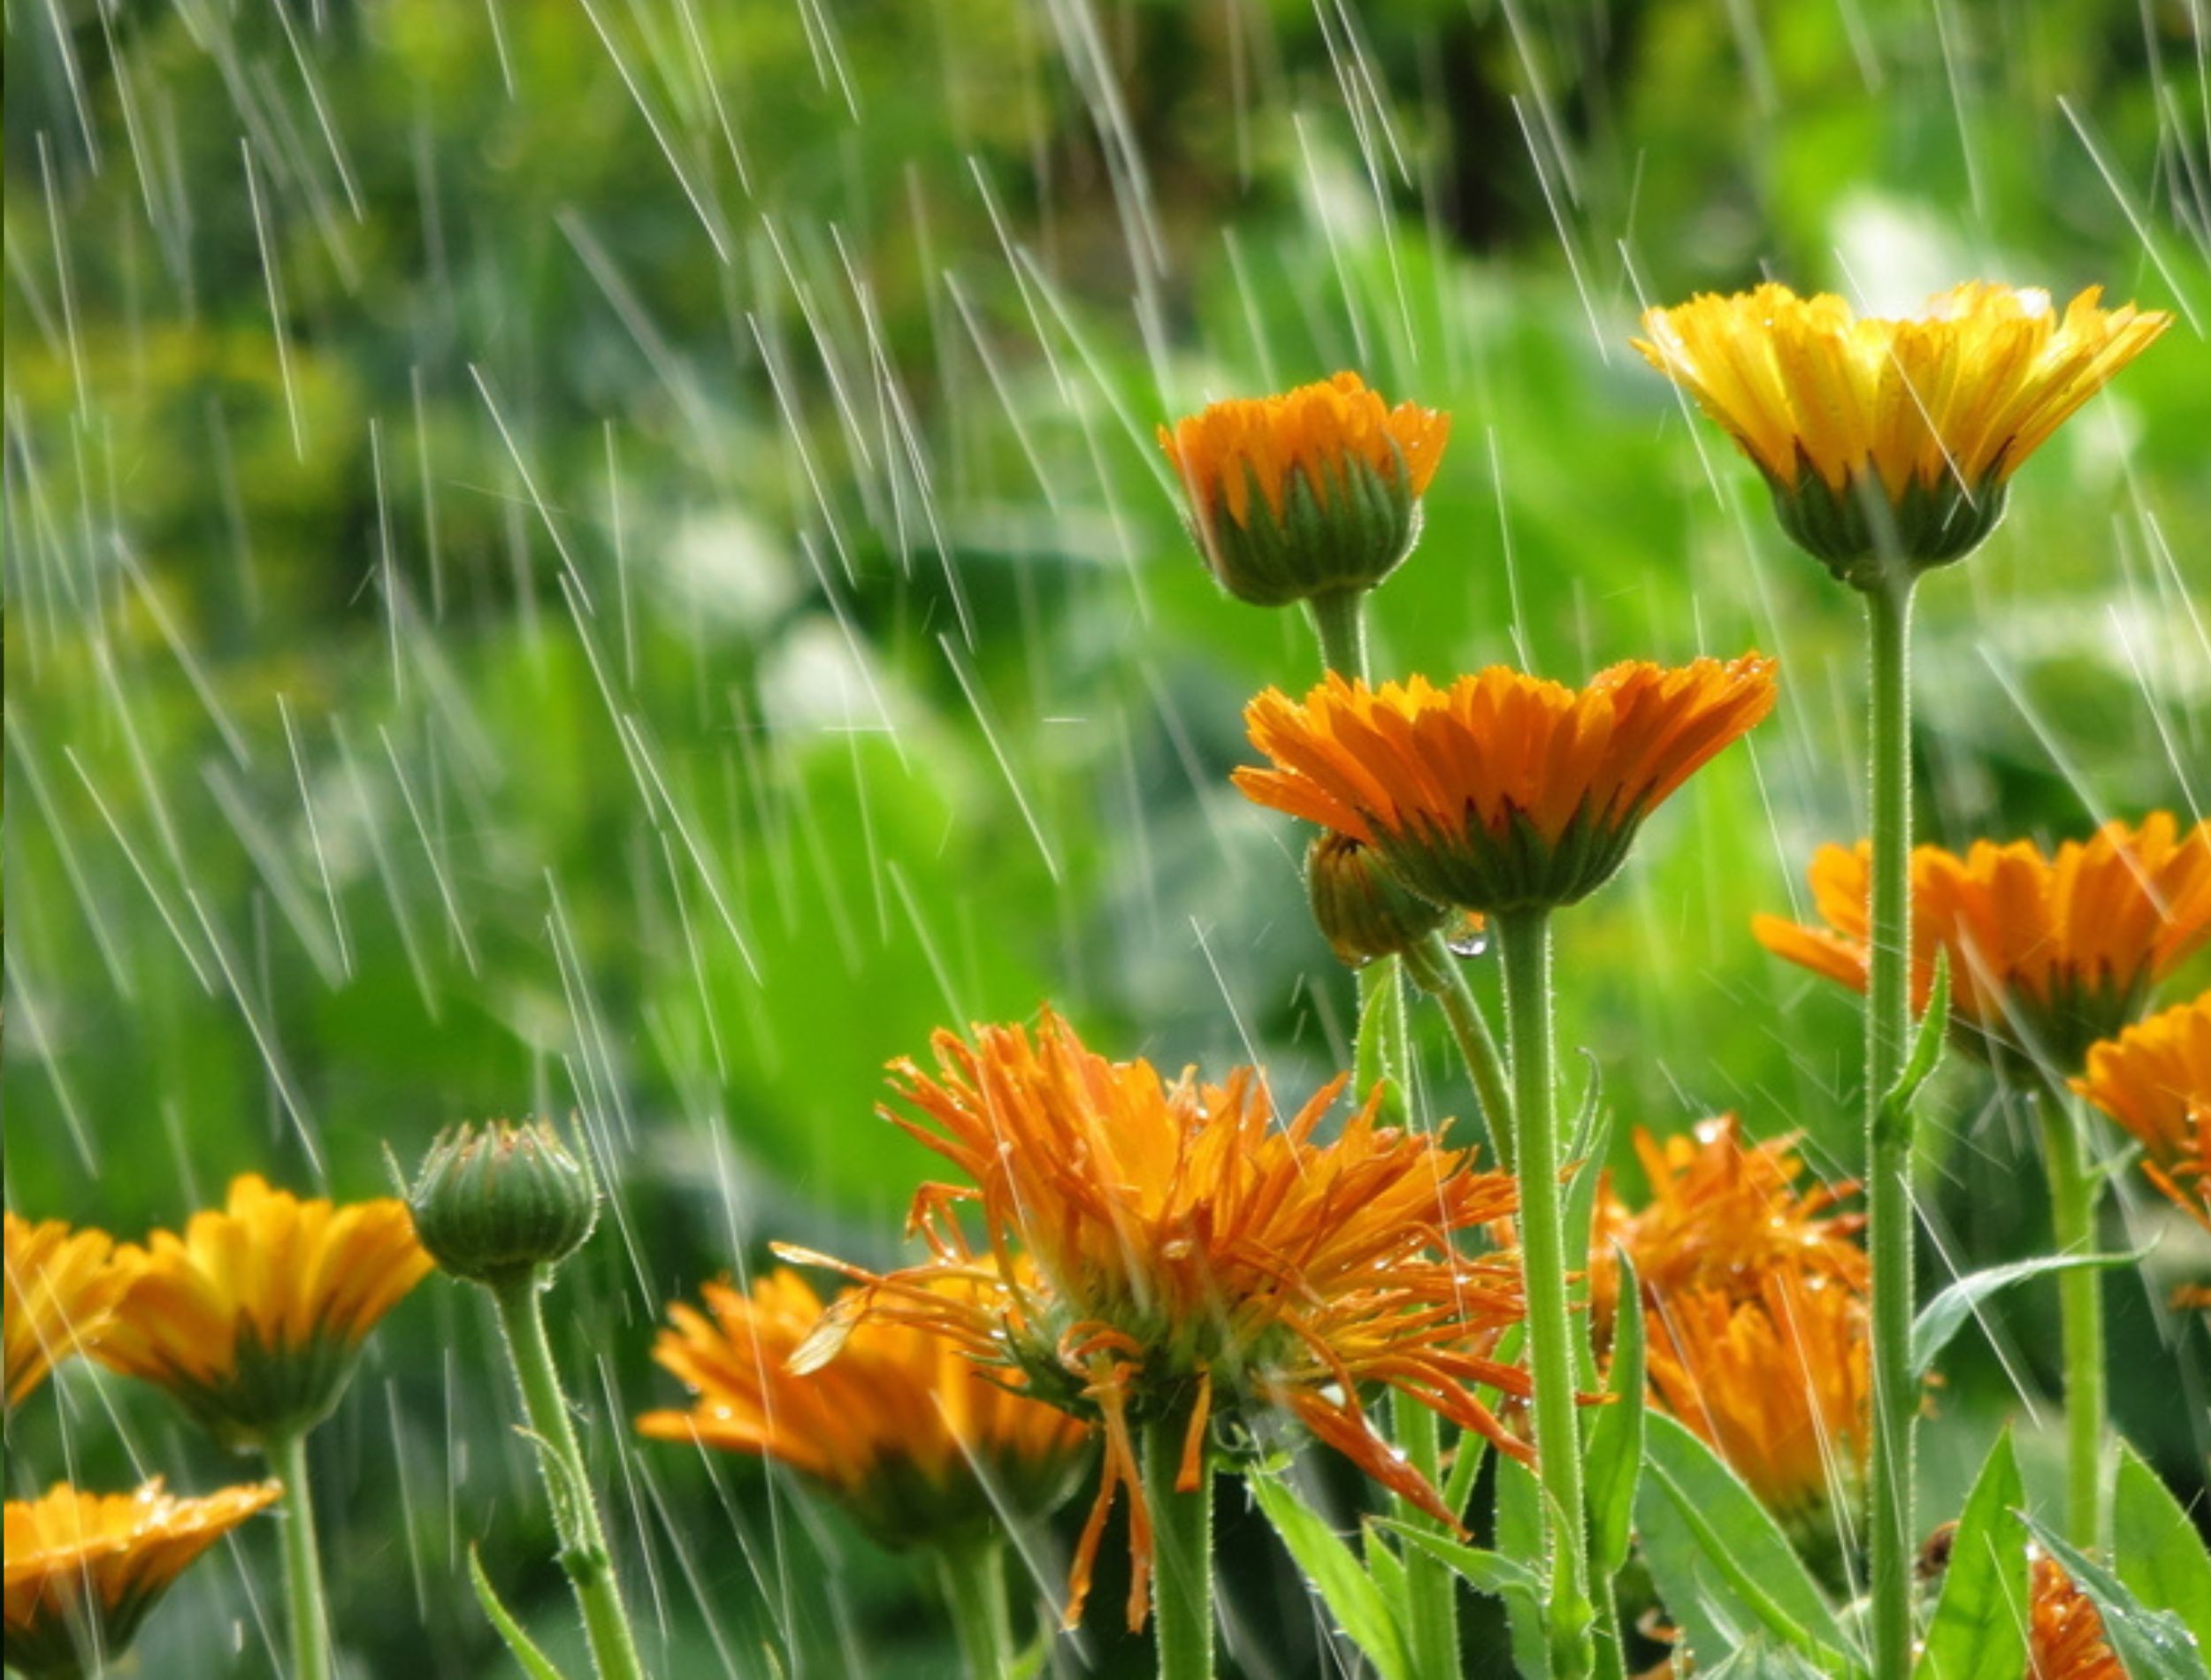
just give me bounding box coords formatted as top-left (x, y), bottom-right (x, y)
top-left (2022, 1516), bottom-right (2211, 1680)
top-left (2115, 1442), bottom-right (2211, 1658)
top-left (1909, 1250), bottom-right (2143, 1379)
top-left (1914, 1430), bottom-right (2026, 1680)
top-left (1700, 1637), bottom-right (1833, 1679)
top-left (1248, 1473), bottom-right (1416, 1680)
top-left (1353, 964), bottom-right (1411, 1126)
top-left (468, 1544), bottom-right (574, 1680)
top-left (1633, 1415), bottom-right (1855, 1676)
top-left (1367, 1516), bottom-right (1541, 1598)
top-left (1584, 1247), bottom-right (1646, 1582)
top-left (1494, 1452), bottom-right (1554, 1680)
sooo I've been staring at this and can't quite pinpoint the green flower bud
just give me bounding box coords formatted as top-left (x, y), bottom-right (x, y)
top-left (408, 1119), bottom-right (599, 1285)
top-left (1304, 830), bottom-right (1451, 967)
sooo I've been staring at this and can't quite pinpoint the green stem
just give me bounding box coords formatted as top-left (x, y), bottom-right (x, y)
top-left (1403, 931), bottom-right (1516, 1172)
top-left (1496, 908), bottom-right (1593, 1680)
top-left (1304, 587), bottom-right (1368, 679)
top-left (1389, 1395), bottom-right (1462, 1677)
top-left (271, 1429), bottom-right (333, 1680)
top-left (1142, 1408), bottom-right (1215, 1680)
top-left (2039, 1092), bottom-right (2108, 1550)
top-left (1863, 578), bottom-right (1918, 1680)
top-left (936, 1538), bottom-right (1014, 1679)
top-left (487, 1269), bottom-right (647, 1680)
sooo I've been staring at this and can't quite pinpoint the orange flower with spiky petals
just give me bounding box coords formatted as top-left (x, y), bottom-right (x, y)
top-left (4, 1214), bottom-right (135, 1415)
top-left (4, 1479), bottom-right (279, 1677)
top-left (1756, 817), bottom-right (2211, 1079)
top-left (637, 1267), bottom-right (1089, 1549)
top-left (1159, 372), bottom-right (1450, 607)
top-left (782, 1009), bottom-right (1530, 1630)
top-left (97, 1175), bottom-right (432, 1449)
top-left (1236, 658), bottom-right (1777, 913)
top-left (2028, 1554), bottom-right (2123, 1680)
top-left (1634, 283), bottom-right (2170, 584)
top-left (2074, 992), bottom-right (2211, 1234)
top-left (1645, 1261), bottom-right (1871, 1535)
top-left (1590, 1117), bottom-right (1866, 1340)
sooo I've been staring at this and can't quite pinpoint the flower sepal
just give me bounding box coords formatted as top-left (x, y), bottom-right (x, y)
top-left (1769, 458), bottom-right (2009, 590)
top-left (409, 1119), bottom-right (601, 1287)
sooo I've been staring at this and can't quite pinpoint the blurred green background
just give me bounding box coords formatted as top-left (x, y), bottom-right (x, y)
top-left (5, 0), bottom-right (2207, 1674)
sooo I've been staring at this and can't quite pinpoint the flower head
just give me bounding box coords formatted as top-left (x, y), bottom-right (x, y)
top-left (1591, 1117), bottom-right (1866, 1340)
top-left (1635, 283), bottom-right (2170, 584)
top-left (1159, 372), bottom-right (1450, 608)
top-left (2074, 992), bottom-right (2211, 1234)
top-left (4, 1215), bottom-right (134, 1416)
top-left (1644, 1262), bottom-right (1871, 1538)
top-left (637, 1268), bottom-right (1090, 1549)
top-left (97, 1175), bottom-right (432, 1448)
top-left (2029, 1554), bottom-right (2123, 1680)
top-left (1755, 817), bottom-right (2211, 1078)
top-left (4, 1479), bottom-right (279, 1677)
top-left (408, 1118), bottom-right (600, 1285)
top-left (1236, 657), bottom-right (1777, 913)
top-left (785, 1009), bottom-right (1528, 1630)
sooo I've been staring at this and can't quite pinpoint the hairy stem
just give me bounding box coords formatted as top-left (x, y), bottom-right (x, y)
top-left (271, 1428), bottom-right (334, 1680)
top-left (1403, 930), bottom-right (1516, 1172)
top-left (1497, 907), bottom-right (1592, 1680)
top-left (936, 1537), bottom-right (1014, 1679)
top-left (487, 1269), bottom-right (647, 1680)
top-left (1863, 578), bottom-right (1918, 1679)
top-left (1142, 1408), bottom-right (1216, 1680)
top-left (2039, 1091), bottom-right (2108, 1549)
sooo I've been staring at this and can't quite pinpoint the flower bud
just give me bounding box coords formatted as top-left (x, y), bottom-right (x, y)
top-left (1304, 831), bottom-right (1450, 967)
top-left (1159, 373), bottom-right (1449, 608)
top-left (409, 1119), bottom-right (599, 1285)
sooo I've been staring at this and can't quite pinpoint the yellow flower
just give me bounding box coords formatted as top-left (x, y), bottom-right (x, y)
top-left (4, 1479), bottom-right (280, 1678)
top-left (1159, 372), bottom-right (1450, 608)
top-left (1236, 657), bottom-right (1777, 913)
top-left (97, 1175), bottom-right (432, 1448)
top-left (4, 1215), bottom-right (134, 1415)
top-left (2074, 992), bottom-right (2211, 1234)
top-left (1644, 1261), bottom-right (1871, 1535)
top-left (637, 1267), bottom-right (1090, 1550)
top-left (1590, 1117), bottom-right (1866, 1341)
top-left (2029, 1554), bottom-right (2123, 1680)
top-left (1635, 282), bottom-right (2169, 584)
top-left (1756, 816), bottom-right (2211, 1077)
top-left (784, 1009), bottom-right (1529, 1630)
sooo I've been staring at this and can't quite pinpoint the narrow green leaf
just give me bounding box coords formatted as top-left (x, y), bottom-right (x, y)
top-left (1494, 1452), bottom-right (1553, 1680)
top-left (1584, 1247), bottom-right (1646, 1582)
top-left (1248, 1473), bottom-right (1416, 1680)
top-left (1633, 1415), bottom-right (1855, 1675)
top-left (1367, 1516), bottom-right (1541, 1597)
top-left (1914, 1430), bottom-right (2026, 1680)
top-left (468, 1544), bottom-right (573, 1680)
top-left (1700, 1636), bottom-right (1833, 1679)
top-left (2022, 1516), bottom-right (2211, 1680)
top-left (1353, 966), bottom-right (1410, 1127)
top-left (1909, 1250), bottom-right (2143, 1379)
top-left (2115, 1442), bottom-right (2211, 1659)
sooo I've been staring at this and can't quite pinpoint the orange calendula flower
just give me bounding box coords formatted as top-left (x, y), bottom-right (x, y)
top-left (784, 1009), bottom-right (1529, 1630)
top-left (1591, 1117), bottom-right (1866, 1340)
top-left (1236, 657), bottom-right (1777, 913)
top-left (97, 1175), bottom-right (432, 1448)
top-left (1635, 283), bottom-right (2170, 584)
top-left (2074, 992), bottom-right (2211, 1233)
top-left (4, 1214), bottom-right (135, 1415)
top-left (2028, 1554), bottom-right (2123, 1680)
top-left (4, 1479), bottom-right (280, 1678)
top-left (637, 1267), bottom-right (1089, 1549)
top-left (1755, 816), bottom-right (2211, 1078)
top-left (1645, 1261), bottom-right (1871, 1539)
top-left (1159, 372), bottom-right (1450, 608)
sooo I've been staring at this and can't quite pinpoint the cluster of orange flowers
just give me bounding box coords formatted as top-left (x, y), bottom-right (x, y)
top-left (3, 1182), bottom-right (428, 1675)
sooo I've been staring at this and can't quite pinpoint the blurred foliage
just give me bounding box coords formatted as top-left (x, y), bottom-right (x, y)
top-left (4, 0), bottom-right (2207, 1675)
